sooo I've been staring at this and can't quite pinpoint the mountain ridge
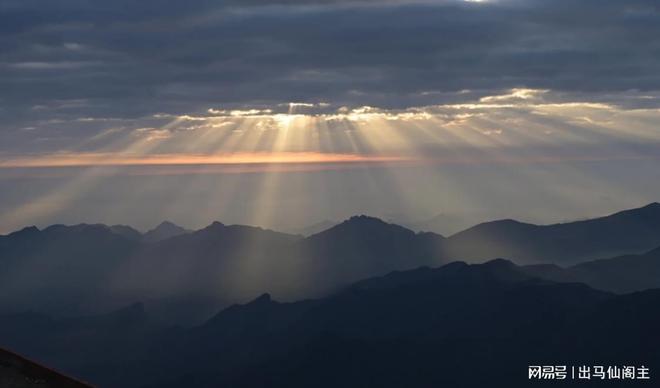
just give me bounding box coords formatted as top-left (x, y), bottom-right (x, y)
top-left (445, 202), bottom-right (660, 264)
top-left (4, 259), bottom-right (656, 388)
top-left (2, 203), bottom-right (660, 323)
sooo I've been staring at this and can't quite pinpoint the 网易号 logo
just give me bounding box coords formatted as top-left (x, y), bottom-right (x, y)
top-left (529, 365), bottom-right (650, 381)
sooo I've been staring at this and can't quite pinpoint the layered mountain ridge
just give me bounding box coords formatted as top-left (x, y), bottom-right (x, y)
top-left (2, 259), bottom-right (659, 388)
top-left (2, 203), bottom-right (660, 324)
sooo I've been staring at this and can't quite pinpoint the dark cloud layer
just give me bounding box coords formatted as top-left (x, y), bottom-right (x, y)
top-left (1, 0), bottom-right (660, 139)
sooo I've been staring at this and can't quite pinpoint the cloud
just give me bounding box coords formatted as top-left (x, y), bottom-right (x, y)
top-left (1, 0), bottom-right (660, 154)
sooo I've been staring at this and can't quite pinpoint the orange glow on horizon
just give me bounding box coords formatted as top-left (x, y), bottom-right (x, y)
top-left (0, 151), bottom-right (410, 169)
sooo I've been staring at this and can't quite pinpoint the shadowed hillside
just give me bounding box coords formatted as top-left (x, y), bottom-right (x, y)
top-left (0, 347), bottom-right (92, 388)
top-left (524, 245), bottom-right (660, 294)
top-left (446, 202), bottom-right (660, 264)
top-left (1, 259), bottom-right (658, 387)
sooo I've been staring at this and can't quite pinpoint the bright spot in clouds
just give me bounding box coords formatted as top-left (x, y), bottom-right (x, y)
top-left (2, 88), bottom-right (660, 233)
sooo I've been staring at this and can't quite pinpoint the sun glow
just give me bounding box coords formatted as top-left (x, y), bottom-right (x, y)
top-left (4, 90), bottom-right (660, 173)
top-left (3, 89), bottom-right (660, 233)
top-left (0, 152), bottom-right (407, 169)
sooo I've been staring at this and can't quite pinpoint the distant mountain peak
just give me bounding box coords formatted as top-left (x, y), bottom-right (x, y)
top-left (498, 218), bottom-right (525, 224)
top-left (254, 293), bottom-right (272, 304)
top-left (416, 231), bottom-right (447, 240)
top-left (639, 202), bottom-right (660, 212)
top-left (43, 223), bottom-right (116, 234)
top-left (143, 220), bottom-right (190, 242)
top-left (156, 220), bottom-right (180, 228)
top-left (484, 218), bottom-right (533, 228)
top-left (450, 218), bottom-right (535, 240)
top-left (192, 221), bottom-right (226, 234)
top-left (482, 258), bottom-right (517, 268)
top-left (339, 215), bottom-right (409, 229)
top-left (7, 225), bottom-right (40, 237)
top-left (348, 215), bottom-right (383, 222)
top-left (312, 215), bottom-right (416, 240)
top-left (152, 220), bottom-right (188, 230)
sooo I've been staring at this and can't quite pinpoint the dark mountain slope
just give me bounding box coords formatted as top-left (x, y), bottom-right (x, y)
top-left (289, 216), bottom-right (447, 295)
top-left (0, 302), bottom-right (175, 388)
top-left (219, 285), bottom-right (660, 388)
top-left (446, 202), bottom-right (660, 264)
top-left (114, 222), bottom-right (303, 324)
top-left (0, 224), bottom-right (140, 316)
top-left (0, 221), bottom-right (306, 323)
top-left (0, 347), bottom-right (92, 388)
top-left (2, 259), bottom-right (659, 388)
top-left (148, 260), bottom-right (655, 388)
top-left (571, 246), bottom-right (660, 293)
top-left (524, 245), bottom-right (660, 293)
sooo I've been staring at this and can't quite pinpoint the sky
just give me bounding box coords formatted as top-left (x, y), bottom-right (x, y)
top-left (1, 0), bottom-right (660, 233)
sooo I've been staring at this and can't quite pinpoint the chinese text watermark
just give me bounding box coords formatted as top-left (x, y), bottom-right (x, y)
top-left (529, 365), bottom-right (650, 381)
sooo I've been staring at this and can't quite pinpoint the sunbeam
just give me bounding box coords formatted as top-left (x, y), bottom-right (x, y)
top-left (2, 89), bottom-right (660, 233)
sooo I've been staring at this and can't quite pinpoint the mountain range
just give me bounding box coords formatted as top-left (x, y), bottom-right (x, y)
top-left (1, 259), bottom-right (659, 387)
top-left (444, 202), bottom-right (660, 264)
top-left (2, 203), bottom-right (660, 324)
top-left (523, 245), bottom-right (660, 294)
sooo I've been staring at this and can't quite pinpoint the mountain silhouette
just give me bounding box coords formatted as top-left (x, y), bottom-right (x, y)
top-left (2, 259), bottom-right (659, 387)
top-left (446, 202), bottom-right (660, 264)
top-left (3, 203), bottom-right (660, 325)
top-left (524, 245), bottom-right (660, 293)
top-left (0, 223), bottom-right (140, 316)
top-left (116, 221), bottom-right (303, 324)
top-left (288, 215), bottom-right (447, 296)
top-left (151, 260), bottom-right (658, 388)
top-left (142, 221), bottom-right (190, 243)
